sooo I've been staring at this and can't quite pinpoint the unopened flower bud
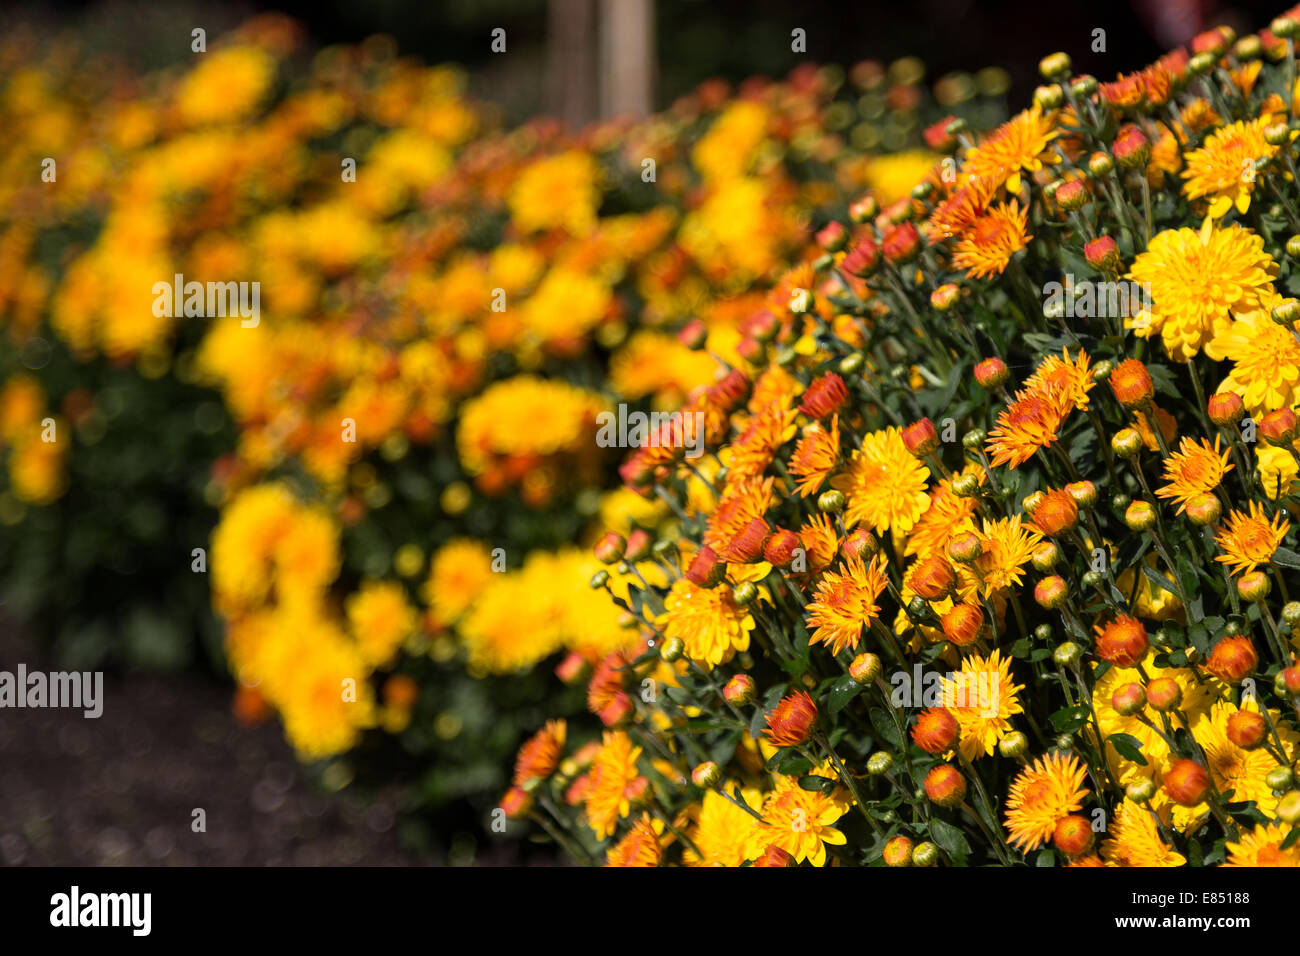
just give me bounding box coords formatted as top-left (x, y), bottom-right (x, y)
top-left (1054, 642), bottom-right (1082, 667)
top-left (998, 731), bottom-right (1028, 759)
top-left (867, 751), bottom-right (895, 776)
top-left (842, 527), bottom-right (879, 561)
top-left (818, 489), bottom-right (845, 513)
top-left (923, 764), bottom-right (966, 807)
top-left (1039, 52), bottom-right (1072, 80)
top-left (973, 357), bottom-right (1009, 389)
top-left (1226, 710), bottom-right (1269, 750)
top-left (1111, 428), bottom-right (1142, 458)
top-left (1184, 493), bottom-right (1221, 526)
top-left (931, 283), bottom-right (962, 311)
top-left (883, 835), bottom-right (913, 866)
top-left (594, 531), bottom-right (626, 564)
top-left (685, 546), bottom-right (727, 588)
top-left (678, 318), bottom-right (708, 350)
top-left (848, 194), bottom-right (879, 224)
top-left (947, 531), bottom-right (982, 563)
top-left (1035, 575), bottom-right (1069, 609)
top-left (1237, 570), bottom-right (1271, 603)
top-left (1278, 790), bottom-right (1300, 823)
top-left (659, 636), bottom-right (685, 662)
top-left (815, 221), bottom-right (849, 252)
top-left (691, 761), bottom-right (722, 788)
top-left (1126, 777), bottom-right (1157, 803)
top-left (911, 841), bottom-right (941, 867)
top-left (1084, 235), bottom-right (1121, 272)
top-left (723, 673), bottom-right (757, 706)
top-left (849, 652), bottom-right (882, 685)
top-left (1087, 152), bottom-right (1114, 177)
top-left (1266, 766), bottom-right (1295, 791)
top-left (1055, 178), bottom-right (1087, 211)
top-left (1125, 500), bottom-right (1157, 531)
top-left (902, 417), bottom-right (940, 457)
top-left (951, 473), bottom-right (980, 498)
top-left (1111, 682), bottom-right (1147, 716)
top-left (1164, 759), bottom-right (1210, 806)
top-left (1032, 541), bottom-right (1060, 571)
top-left (1034, 84), bottom-right (1063, 110)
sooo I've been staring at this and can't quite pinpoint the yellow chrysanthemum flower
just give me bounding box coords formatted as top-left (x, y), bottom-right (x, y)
top-left (683, 786), bottom-right (762, 866)
top-left (1224, 823), bottom-right (1300, 866)
top-left (743, 775), bottom-right (848, 866)
top-left (346, 580), bottom-right (417, 668)
top-left (1101, 799), bottom-right (1186, 867)
top-left (507, 150), bottom-right (600, 235)
top-left (941, 649), bottom-right (1024, 760)
top-left (831, 426), bottom-right (930, 535)
top-left (658, 578), bottom-right (754, 669)
top-left (1193, 700), bottom-right (1297, 815)
top-left (424, 538), bottom-right (495, 627)
top-left (1181, 116), bottom-right (1280, 219)
top-left (1204, 299), bottom-right (1300, 414)
top-left (1003, 751), bottom-right (1089, 851)
top-left (1127, 221), bottom-right (1277, 361)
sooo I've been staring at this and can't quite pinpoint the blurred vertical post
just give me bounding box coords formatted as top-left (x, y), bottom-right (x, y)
top-left (547, 0), bottom-right (597, 128)
top-left (599, 0), bottom-right (654, 119)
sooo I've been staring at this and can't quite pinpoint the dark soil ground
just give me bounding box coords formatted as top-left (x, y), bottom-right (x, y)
top-left (0, 624), bottom-right (422, 866)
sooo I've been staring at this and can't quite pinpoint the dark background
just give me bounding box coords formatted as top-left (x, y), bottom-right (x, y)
top-left (7, 0), bottom-right (1296, 122)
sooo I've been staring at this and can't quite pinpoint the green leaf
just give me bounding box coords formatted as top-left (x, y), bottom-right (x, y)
top-left (1107, 732), bottom-right (1148, 766)
top-left (929, 819), bottom-right (972, 861)
top-left (1036, 849), bottom-right (1056, 867)
top-left (1272, 547), bottom-right (1300, 569)
top-left (1050, 705), bottom-right (1089, 733)
top-left (798, 774), bottom-right (837, 794)
top-left (1281, 826), bottom-right (1300, 851)
top-left (1140, 563), bottom-right (1179, 597)
top-left (828, 676), bottom-right (865, 715)
top-left (775, 753), bottom-right (812, 776)
top-left (869, 707), bottom-right (903, 750)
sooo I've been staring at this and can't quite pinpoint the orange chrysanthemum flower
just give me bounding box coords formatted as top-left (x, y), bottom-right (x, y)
top-left (805, 555), bottom-right (889, 655)
top-left (1215, 501), bottom-right (1291, 576)
top-left (952, 202), bottom-right (1031, 279)
top-left (606, 813), bottom-right (662, 867)
top-left (904, 466), bottom-right (982, 558)
top-left (513, 718), bottom-right (567, 786)
top-left (986, 389), bottom-right (1069, 468)
top-left (1023, 348), bottom-right (1095, 413)
top-left (764, 691), bottom-right (818, 747)
top-left (1155, 435), bottom-right (1233, 513)
top-left (963, 106), bottom-right (1058, 193)
top-left (788, 416), bottom-right (841, 497)
top-left (704, 476), bottom-right (775, 554)
top-left (585, 731), bottom-right (646, 839)
top-left (728, 402), bottom-right (799, 480)
top-left (1003, 751), bottom-right (1090, 851)
top-left (927, 175), bottom-right (998, 239)
top-left (795, 513), bottom-right (840, 577)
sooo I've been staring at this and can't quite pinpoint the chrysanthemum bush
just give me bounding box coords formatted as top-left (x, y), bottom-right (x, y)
top-left (510, 11), bottom-right (1300, 866)
top-left (0, 15), bottom-right (995, 851)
